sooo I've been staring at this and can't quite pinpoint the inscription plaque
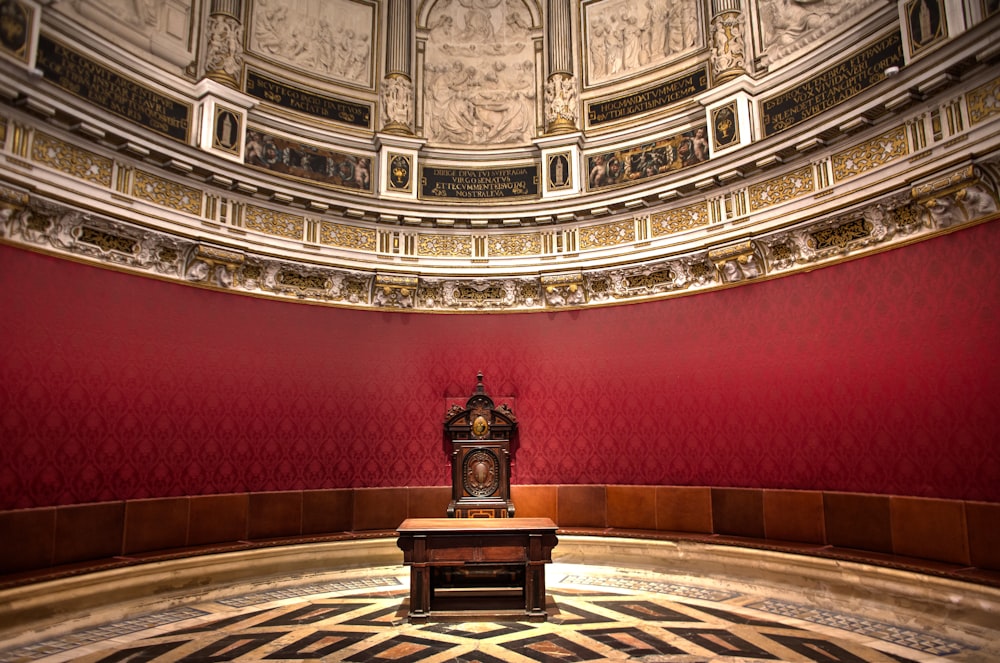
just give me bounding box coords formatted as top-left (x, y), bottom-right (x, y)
top-left (587, 66), bottom-right (709, 126)
top-left (760, 32), bottom-right (904, 138)
top-left (245, 69), bottom-right (371, 129)
top-left (35, 34), bottom-right (190, 142)
top-left (420, 166), bottom-right (539, 201)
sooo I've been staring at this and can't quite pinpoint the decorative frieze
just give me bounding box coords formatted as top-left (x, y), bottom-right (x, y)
top-left (488, 233), bottom-right (542, 257)
top-left (245, 128), bottom-right (374, 193)
top-left (650, 202), bottom-right (710, 237)
top-left (586, 125), bottom-right (710, 192)
top-left (831, 126), bottom-right (909, 183)
top-left (31, 132), bottom-right (113, 188)
top-left (373, 274), bottom-right (418, 309)
top-left (911, 165), bottom-right (999, 228)
top-left (579, 219), bottom-right (635, 250)
top-left (708, 239), bottom-right (763, 283)
top-left (540, 273), bottom-right (585, 308)
top-left (2, 164), bottom-right (998, 313)
top-left (319, 222), bottom-right (377, 251)
top-left (440, 280), bottom-right (519, 309)
top-left (132, 170), bottom-right (202, 215)
top-left (966, 76), bottom-right (1000, 127)
top-left (417, 233), bottom-right (473, 257)
top-left (748, 166), bottom-right (815, 211)
top-left (244, 204), bottom-right (304, 240)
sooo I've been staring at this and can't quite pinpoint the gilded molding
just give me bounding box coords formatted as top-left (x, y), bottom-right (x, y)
top-left (831, 126), bottom-right (908, 183)
top-left (31, 132), bottom-right (113, 188)
top-left (133, 170), bottom-right (203, 216)
top-left (650, 202), bottom-right (710, 237)
top-left (748, 166), bottom-right (815, 212)
top-left (244, 204), bottom-right (305, 240)
top-left (965, 75), bottom-right (1000, 126)
top-left (417, 233), bottom-right (473, 257)
top-left (579, 219), bottom-right (635, 250)
top-left (319, 221), bottom-right (377, 251)
top-left (488, 233), bottom-right (542, 257)
top-left (2, 164), bottom-right (998, 313)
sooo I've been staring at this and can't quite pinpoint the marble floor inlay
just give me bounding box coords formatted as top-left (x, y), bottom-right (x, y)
top-left (0, 563), bottom-right (995, 663)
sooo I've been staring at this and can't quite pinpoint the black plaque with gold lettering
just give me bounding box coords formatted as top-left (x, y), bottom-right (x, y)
top-left (35, 34), bottom-right (190, 142)
top-left (760, 32), bottom-right (904, 138)
top-left (587, 66), bottom-right (709, 127)
top-left (245, 69), bottom-right (371, 129)
top-left (420, 165), bottom-right (539, 200)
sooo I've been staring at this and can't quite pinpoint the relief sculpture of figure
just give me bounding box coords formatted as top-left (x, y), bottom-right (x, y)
top-left (712, 14), bottom-right (747, 77)
top-left (759, 0), bottom-right (871, 65)
top-left (381, 76), bottom-right (414, 133)
top-left (251, 0), bottom-right (371, 85)
top-left (422, 0), bottom-right (537, 146)
top-left (544, 73), bottom-right (579, 131)
top-left (205, 14), bottom-right (244, 84)
top-left (586, 0), bottom-right (702, 84)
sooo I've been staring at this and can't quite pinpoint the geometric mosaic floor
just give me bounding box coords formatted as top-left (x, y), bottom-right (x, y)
top-left (0, 564), bottom-right (994, 663)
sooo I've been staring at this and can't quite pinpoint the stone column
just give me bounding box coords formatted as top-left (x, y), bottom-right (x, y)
top-left (204, 0), bottom-right (244, 89)
top-left (544, 0), bottom-right (578, 134)
top-left (710, 0), bottom-right (749, 83)
top-left (381, 0), bottom-right (414, 135)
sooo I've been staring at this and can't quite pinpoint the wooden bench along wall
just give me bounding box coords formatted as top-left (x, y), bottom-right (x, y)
top-left (1, 485), bottom-right (998, 589)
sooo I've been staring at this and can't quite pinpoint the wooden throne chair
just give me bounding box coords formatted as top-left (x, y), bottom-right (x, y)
top-left (444, 373), bottom-right (516, 518)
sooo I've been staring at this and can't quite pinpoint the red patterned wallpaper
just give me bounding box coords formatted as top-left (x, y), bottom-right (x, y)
top-left (2, 220), bottom-right (999, 509)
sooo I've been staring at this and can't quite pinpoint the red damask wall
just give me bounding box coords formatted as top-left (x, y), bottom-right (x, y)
top-left (2, 220), bottom-right (999, 510)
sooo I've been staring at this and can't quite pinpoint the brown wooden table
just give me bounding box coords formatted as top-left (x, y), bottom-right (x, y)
top-left (396, 517), bottom-right (558, 622)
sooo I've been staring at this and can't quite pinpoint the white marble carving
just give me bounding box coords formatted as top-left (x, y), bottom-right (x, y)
top-left (65, 0), bottom-right (194, 67)
top-left (756, 0), bottom-right (876, 67)
top-left (422, 0), bottom-right (539, 146)
top-left (249, 0), bottom-right (374, 88)
top-left (381, 75), bottom-right (414, 132)
top-left (712, 13), bottom-right (748, 77)
top-left (584, 0), bottom-right (703, 86)
top-left (544, 73), bottom-right (579, 130)
top-left (205, 14), bottom-right (244, 84)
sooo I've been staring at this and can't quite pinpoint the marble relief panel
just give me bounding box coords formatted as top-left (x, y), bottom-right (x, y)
top-left (248, 0), bottom-right (376, 89)
top-left (582, 0), bottom-right (704, 87)
top-left (754, 0), bottom-right (879, 68)
top-left (421, 0), bottom-right (540, 147)
top-left (65, 0), bottom-right (194, 67)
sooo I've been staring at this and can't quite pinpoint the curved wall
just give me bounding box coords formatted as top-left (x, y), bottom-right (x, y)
top-left (2, 217), bottom-right (999, 510)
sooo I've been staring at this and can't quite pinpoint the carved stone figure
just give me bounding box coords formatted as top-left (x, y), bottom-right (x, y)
top-left (543, 283), bottom-right (584, 307)
top-left (711, 13), bottom-right (747, 78)
top-left (544, 73), bottom-right (578, 132)
top-left (205, 14), bottom-right (244, 86)
top-left (250, 0), bottom-right (373, 86)
top-left (381, 75), bottom-right (414, 133)
top-left (758, 0), bottom-right (874, 66)
top-left (66, 0), bottom-right (195, 67)
top-left (422, 0), bottom-right (538, 146)
top-left (585, 0), bottom-right (703, 84)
